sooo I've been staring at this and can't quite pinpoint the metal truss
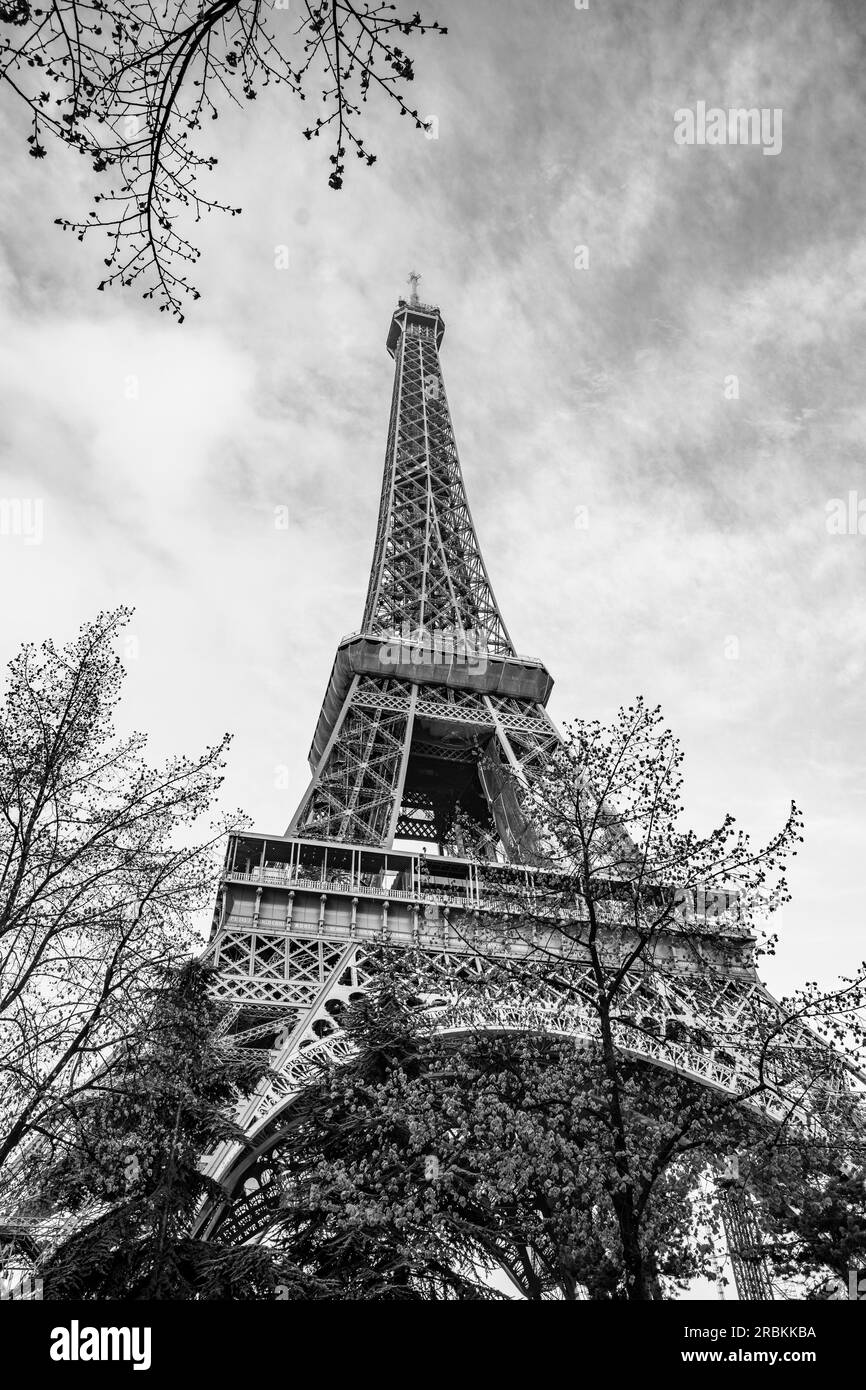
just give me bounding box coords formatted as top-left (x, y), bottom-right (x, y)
top-left (292, 676), bottom-right (412, 845)
top-left (363, 300), bottom-right (512, 655)
top-left (719, 1183), bottom-right (774, 1299)
top-left (197, 288), bottom-right (865, 1283)
top-left (211, 944), bottom-right (840, 1163)
top-left (198, 885), bottom-right (863, 1246)
top-left (291, 667), bottom-right (559, 855)
top-left (288, 288), bottom-right (563, 856)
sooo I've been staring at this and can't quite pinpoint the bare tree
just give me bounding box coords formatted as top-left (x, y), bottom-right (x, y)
top-left (0, 607), bottom-right (238, 1209)
top-left (0, 1), bottom-right (446, 317)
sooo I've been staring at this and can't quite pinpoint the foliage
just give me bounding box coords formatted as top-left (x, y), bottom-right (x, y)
top-left (35, 958), bottom-right (292, 1298)
top-left (217, 698), bottom-right (865, 1300)
top-left (436, 697), bottom-right (866, 1297)
top-left (261, 951), bottom-right (743, 1300)
top-left (749, 1142), bottom-right (866, 1298)
top-left (0, 607), bottom-right (235, 1210)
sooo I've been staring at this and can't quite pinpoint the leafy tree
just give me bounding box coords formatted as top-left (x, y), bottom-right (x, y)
top-left (748, 1142), bottom-right (866, 1298)
top-left (0, 0), bottom-right (446, 317)
top-left (207, 698), bottom-right (863, 1301)
top-left (34, 958), bottom-right (304, 1298)
top-left (0, 607), bottom-right (234, 1212)
top-left (433, 697), bottom-right (866, 1298)
top-left (262, 950), bottom-right (741, 1300)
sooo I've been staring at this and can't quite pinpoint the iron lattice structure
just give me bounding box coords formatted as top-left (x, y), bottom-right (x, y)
top-left (197, 285), bottom-right (864, 1288)
top-left (287, 291), bottom-right (557, 859)
top-left (719, 1184), bottom-right (774, 1300)
top-left (362, 297), bottom-right (512, 653)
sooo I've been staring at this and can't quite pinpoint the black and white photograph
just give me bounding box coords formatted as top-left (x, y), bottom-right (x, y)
top-left (0, 0), bottom-right (864, 1362)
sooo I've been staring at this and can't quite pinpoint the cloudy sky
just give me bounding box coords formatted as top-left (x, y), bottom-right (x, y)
top-left (0, 0), bottom-right (864, 1002)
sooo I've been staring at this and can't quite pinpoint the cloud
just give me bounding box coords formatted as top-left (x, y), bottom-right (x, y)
top-left (0, 0), bottom-right (864, 993)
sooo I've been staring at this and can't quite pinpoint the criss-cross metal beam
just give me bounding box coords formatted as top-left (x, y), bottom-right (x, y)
top-left (195, 287), bottom-right (865, 1287)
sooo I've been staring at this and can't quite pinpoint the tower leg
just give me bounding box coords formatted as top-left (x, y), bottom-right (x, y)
top-left (718, 1181), bottom-right (773, 1300)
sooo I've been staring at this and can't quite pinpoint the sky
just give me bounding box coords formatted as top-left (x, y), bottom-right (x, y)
top-left (0, 0), bottom-right (865, 1013)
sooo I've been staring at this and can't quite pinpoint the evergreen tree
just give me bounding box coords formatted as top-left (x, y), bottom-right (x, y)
top-left (37, 959), bottom-right (302, 1299)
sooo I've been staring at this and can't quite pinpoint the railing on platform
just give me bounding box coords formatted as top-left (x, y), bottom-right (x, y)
top-left (221, 834), bottom-right (749, 941)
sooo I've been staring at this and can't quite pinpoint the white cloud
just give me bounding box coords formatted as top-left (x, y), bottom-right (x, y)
top-left (0, 0), bottom-right (864, 1003)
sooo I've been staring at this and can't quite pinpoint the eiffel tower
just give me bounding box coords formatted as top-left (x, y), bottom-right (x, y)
top-left (197, 281), bottom-right (860, 1294)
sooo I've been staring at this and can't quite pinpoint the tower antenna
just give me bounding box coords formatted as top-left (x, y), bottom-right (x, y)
top-left (408, 269), bottom-right (421, 305)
